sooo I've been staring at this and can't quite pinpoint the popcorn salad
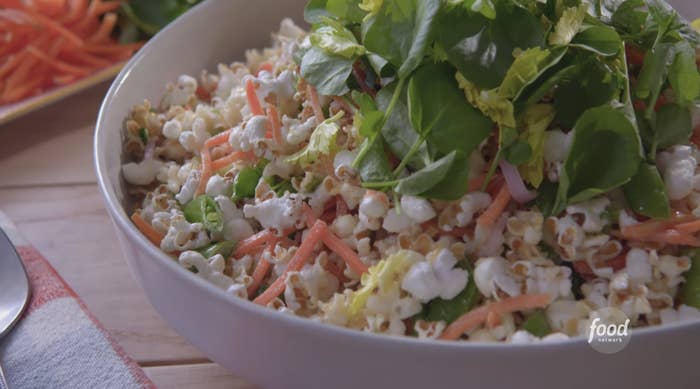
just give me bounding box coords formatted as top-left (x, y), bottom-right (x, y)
top-left (122, 0), bottom-right (700, 342)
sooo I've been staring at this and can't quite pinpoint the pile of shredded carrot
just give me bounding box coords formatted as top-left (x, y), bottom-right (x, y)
top-left (0, 0), bottom-right (143, 104)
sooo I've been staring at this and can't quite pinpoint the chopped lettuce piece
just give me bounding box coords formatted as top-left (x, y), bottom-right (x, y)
top-left (549, 4), bottom-right (588, 46)
top-left (348, 250), bottom-right (421, 316)
top-left (310, 17), bottom-right (366, 59)
top-left (285, 111), bottom-right (344, 166)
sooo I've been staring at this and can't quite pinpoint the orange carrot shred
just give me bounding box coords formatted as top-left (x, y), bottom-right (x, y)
top-left (247, 243), bottom-right (276, 297)
top-left (253, 220), bottom-right (327, 305)
top-left (322, 229), bottom-right (369, 275)
top-left (211, 150), bottom-right (255, 171)
top-left (267, 105), bottom-right (284, 146)
top-left (307, 84), bottom-right (324, 124)
top-left (440, 294), bottom-right (551, 340)
top-left (476, 184), bottom-right (511, 227)
top-left (246, 79), bottom-right (264, 116)
top-left (131, 212), bottom-right (164, 246)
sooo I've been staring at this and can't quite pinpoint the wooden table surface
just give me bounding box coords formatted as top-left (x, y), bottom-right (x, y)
top-left (0, 83), bottom-right (259, 389)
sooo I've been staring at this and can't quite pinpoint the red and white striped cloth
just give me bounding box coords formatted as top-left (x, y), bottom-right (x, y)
top-left (0, 211), bottom-right (154, 389)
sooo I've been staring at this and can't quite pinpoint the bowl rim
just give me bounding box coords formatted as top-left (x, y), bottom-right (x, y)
top-left (93, 0), bottom-right (700, 353)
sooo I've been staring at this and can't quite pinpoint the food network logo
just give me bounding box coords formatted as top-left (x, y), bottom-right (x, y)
top-left (586, 308), bottom-right (632, 354)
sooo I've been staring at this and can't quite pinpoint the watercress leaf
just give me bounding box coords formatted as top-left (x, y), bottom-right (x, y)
top-left (375, 84), bottom-right (430, 169)
top-left (359, 110), bottom-right (385, 138)
top-left (304, 0), bottom-right (332, 23)
top-left (655, 103), bottom-right (693, 149)
top-left (549, 4), bottom-right (588, 46)
top-left (553, 58), bottom-right (621, 128)
top-left (395, 150), bottom-right (470, 200)
top-left (310, 18), bottom-right (367, 58)
top-left (327, 0), bottom-right (366, 22)
top-left (635, 42), bottom-right (675, 101)
top-left (357, 135), bottom-right (394, 182)
top-left (456, 72), bottom-right (515, 128)
top-left (520, 64), bottom-right (578, 107)
top-left (286, 112), bottom-right (344, 165)
top-left (609, 0), bottom-right (647, 35)
top-left (669, 41), bottom-right (700, 107)
top-left (305, 0), bottom-right (365, 23)
top-left (121, 0), bottom-right (200, 36)
top-left (503, 140), bottom-right (532, 165)
top-left (398, 0), bottom-right (440, 78)
top-left (622, 162), bottom-right (670, 218)
top-left (519, 104), bottom-right (555, 188)
top-left (570, 25), bottom-right (622, 56)
top-left (681, 249), bottom-right (700, 309)
top-left (437, 1), bottom-right (544, 89)
top-left (500, 47), bottom-right (567, 101)
top-left (557, 106), bottom-right (642, 208)
top-left (361, 0), bottom-right (439, 78)
top-left (408, 62), bottom-right (492, 156)
top-left (300, 46), bottom-right (355, 95)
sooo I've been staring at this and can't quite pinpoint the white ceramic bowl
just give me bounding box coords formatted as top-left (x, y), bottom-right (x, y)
top-left (95, 1), bottom-right (700, 388)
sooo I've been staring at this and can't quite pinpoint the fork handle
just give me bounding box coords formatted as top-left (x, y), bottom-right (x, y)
top-left (0, 361), bottom-right (8, 389)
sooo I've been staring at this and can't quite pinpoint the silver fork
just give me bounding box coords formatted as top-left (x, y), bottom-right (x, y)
top-left (0, 227), bottom-right (31, 389)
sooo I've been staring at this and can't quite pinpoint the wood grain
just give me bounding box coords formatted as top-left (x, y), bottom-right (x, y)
top-left (144, 363), bottom-right (260, 389)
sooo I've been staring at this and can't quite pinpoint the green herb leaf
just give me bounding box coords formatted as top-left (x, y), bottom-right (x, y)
top-left (304, 0), bottom-right (366, 23)
top-left (120, 0), bottom-right (201, 36)
top-left (499, 47), bottom-right (566, 101)
top-left (553, 58), bottom-right (622, 128)
top-left (310, 17), bottom-right (367, 58)
top-left (635, 42), bottom-right (675, 101)
top-left (437, 1), bottom-right (544, 89)
top-left (669, 41), bottom-right (700, 107)
top-left (376, 84), bottom-right (430, 169)
top-left (286, 111), bottom-right (344, 166)
top-left (395, 150), bottom-right (470, 200)
top-left (300, 46), bottom-right (355, 96)
top-left (361, 0), bottom-right (440, 78)
top-left (408, 62), bottom-right (492, 156)
top-left (357, 135), bottom-right (394, 182)
top-left (622, 162), bottom-right (670, 219)
top-left (654, 103), bottom-right (693, 150)
top-left (570, 25), bottom-right (622, 56)
top-left (556, 106), bottom-right (642, 209)
top-left (463, 0), bottom-right (496, 19)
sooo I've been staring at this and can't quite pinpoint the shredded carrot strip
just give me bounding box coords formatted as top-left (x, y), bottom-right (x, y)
top-left (26, 45), bottom-right (91, 76)
top-left (247, 243), bottom-right (276, 297)
top-left (195, 146), bottom-right (212, 197)
top-left (267, 105), bottom-right (283, 145)
top-left (253, 220), bottom-right (327, 306)
top-left (204, 129), bottom-right (232, 148)
top-left (440, 294), bottom-right (551, 340)
top-left (131, 212), bottom-right (164, 246)
top-left (307, 84), bottom-right (324, 124)
top-left (322, 229), bottom-right (369, 275)
top-left (87, 11), bottom-right (116, 43)
top-left (246, 79), bottom-right (264, 116)
top-left (673, 219), bottom-right (700, 233)
top-left (60, 0), bottom-right (87, 24)
top-left (647, 229), bottom-right (700, 246)
top-left (211, 150), bottom-right (255, 171)
top-left (234, 229), bottom-right (279, 257)
top-left (476, 184), bottom-right (511, 227)
top-left (13, 9), bottom-right (84, 46)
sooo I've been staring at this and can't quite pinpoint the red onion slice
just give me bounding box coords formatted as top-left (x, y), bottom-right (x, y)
top-left (499, 160), bottom-right (537, 204)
